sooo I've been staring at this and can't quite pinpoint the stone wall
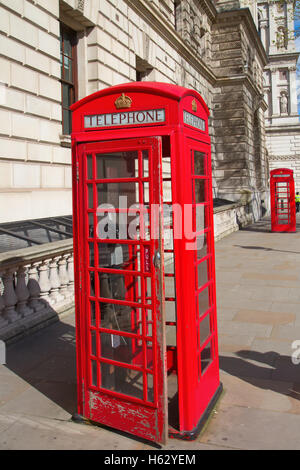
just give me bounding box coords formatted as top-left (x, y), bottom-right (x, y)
top-left (210, 7), bottom-right (269, 220)
top-left (0, 0), bottom-right (218, 224)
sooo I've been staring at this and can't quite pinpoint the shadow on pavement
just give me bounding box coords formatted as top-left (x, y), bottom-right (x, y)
top-left (5, 317), bottom-right (77, 416)
top-left (234, 244), bottom-right (300, 255)
top-left (220, 349), bottom-right (300, 400)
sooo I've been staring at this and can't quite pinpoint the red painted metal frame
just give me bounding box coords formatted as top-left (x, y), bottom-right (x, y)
top-left (270, 168), bottom-right (296, 233)
top-left (71, 82), bottom-right (221, 444)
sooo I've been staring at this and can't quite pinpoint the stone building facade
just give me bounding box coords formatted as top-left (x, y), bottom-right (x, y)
top-left (0, 0), bottom-right (275, 226)
top-left (257, 0), bottom-right (300, 190)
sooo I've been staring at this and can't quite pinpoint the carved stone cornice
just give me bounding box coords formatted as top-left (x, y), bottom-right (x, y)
top-left (268, 154), bottom-right (300, 161)
top-left (124, 0), bottom-right (216, 84)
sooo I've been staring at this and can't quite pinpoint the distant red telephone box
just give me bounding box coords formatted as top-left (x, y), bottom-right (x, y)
top-left (270, 168), bottom-right (296, 232)
top-left (71, 82), bottom-right (221, 444)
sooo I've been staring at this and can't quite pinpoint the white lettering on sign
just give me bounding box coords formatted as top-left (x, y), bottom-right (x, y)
top-left (84, 109), bottom-right (165, 128)
top-left (183, 110), bottom-right (205, 131)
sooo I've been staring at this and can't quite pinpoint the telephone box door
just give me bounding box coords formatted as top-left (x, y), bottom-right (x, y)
top-left (75, 137), bottom-right (168, 444)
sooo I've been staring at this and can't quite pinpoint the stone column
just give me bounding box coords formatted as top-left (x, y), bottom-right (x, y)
top-left (270, 68), bottom-right (279, 116)
top-left (49, 257), bottom-right (64, 304)
top-left (2, 269), bottom-right (19, 323)
top-left (38, 260), bottom-right (52, 306)
top-left (0, 272), bottom-right (9, 328)
top-left (288, 66), bottom-right (298, 115)
top-left (58, 255), bottom-right (69, 299)
top-left (15, 265), bottom-right (33, 317)
top-left (67, 254), bottom-right (74, 297)
top-left (27, 262), bottom-right (44, 312)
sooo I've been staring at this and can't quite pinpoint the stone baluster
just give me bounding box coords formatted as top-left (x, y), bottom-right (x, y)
top-left (58, 254), bottom-right (69, 299)
top-left (49, 257), bottom-right (64, 304)
top-left (2, 268), bottom-right (19, 323)
top-left (0, 272), bottom-right (9, 328)
top-left (15, 265), bottom-right (33, 317)
top-left (27, 262), bottom-right (44, 312)
top-left (38, 260), bottom-right (52, 306)
top-left (66, 253), bottom-right (74, 297)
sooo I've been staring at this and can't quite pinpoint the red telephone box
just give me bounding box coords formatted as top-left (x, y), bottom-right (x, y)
top-left (71, 82), bottom-right (221, 445)
top-left (270, 168), bottom-right (296, 232)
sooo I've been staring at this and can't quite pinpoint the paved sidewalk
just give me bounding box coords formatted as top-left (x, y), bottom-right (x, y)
top-left (1, 216), bottom-right (300, 449)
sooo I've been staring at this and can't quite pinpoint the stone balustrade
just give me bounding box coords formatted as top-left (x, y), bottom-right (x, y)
top-left (0, 239), bottom-right (74, 343)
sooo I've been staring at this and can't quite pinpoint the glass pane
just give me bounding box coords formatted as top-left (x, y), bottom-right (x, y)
top-left (162, 156), bottom-right (171, 179)
top-left (143, 182), bottom-right (150, 204)
top-left (90, 300), bottom-right (96, 326)
top-left (99, 272), bottom-right (140, 302)
top-left (87, 184), bottom-right (94, 209)
top-left (98, 243), bottom-right (137, 269)
top-left (63, 108), bottom-right (71, 135)
top-left (100, 363), bottom-right (144, 400)
top-left (91, 330), bottom-right (97, 356)
top-left (143, 150), bottom-right (149, 177)
top-left (89, 271), bottom-right (95, 297)
top-left (87, 155), bottom-right (93, 179)
top-left (165, 277), bottom-right (175, 297)
top-left (147, 374), bottom-right (154, 402)
top-left (62, 83), bottom-right (71, 107)
top-left (164, 254), bottom-right (174, 274)
top-left (63, 55), bottom-right (72, 81)
top-left (146, 309), bottom-right (153, 337)
top-left (200, 314), bottom-right (210, 345)
top-left (194, 151), bottom-right (205, 175)
top-left (165, 301), bottom-right (176, 322)
top-left (91, 360), bottom-right (97, 387)
top-left (197, 232), bottom-right (208, 260)
top-left (97, 182), bottom-right (140, 207)
top-left (96, 152), bottom-right (139, 179)
top-left (99, 302), bottom-right (141, 334)
top-left (200, 341), bottom-right (212, 375)
top-left (166, 324), bottom-right (176, 346)
top-left (196, 205), bottom-right (207, 231)
top-left (96, 211), bottom-right (143, 241)
top-left (99, 332), bottom-right (143, 367)
top-left (63, 34), bottom-right (72, 56)
top-left (197, 258), bottom-right (209, 288)
top-left (198, 287), bottom-right (210, 317)
top-left (89, 242), bottom-right (94, 267)
top-left (88, 213), bottom-right (94, 238)
top-left (163, 180), bottom-right (172, 202)
top-left (146, 341), bottom-right (154, 367)
top-left (194, 179), bottom-right (206, 203)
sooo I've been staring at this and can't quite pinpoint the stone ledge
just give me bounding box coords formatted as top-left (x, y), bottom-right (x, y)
top-left (0, 239), bottom-right (73, 269)
top-left (213, 201), bottom-right (244, 214)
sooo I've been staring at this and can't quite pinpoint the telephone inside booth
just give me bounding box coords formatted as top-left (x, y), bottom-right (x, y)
top-left (71, 83), bottom-right (222, 445)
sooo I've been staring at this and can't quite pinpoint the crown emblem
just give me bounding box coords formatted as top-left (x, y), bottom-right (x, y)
top-left (192, 99), bottom-right (197, 112)
top-left (115, 93), bottom-right (132, 109)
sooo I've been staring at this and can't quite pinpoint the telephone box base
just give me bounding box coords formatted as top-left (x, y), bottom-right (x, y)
top-left (169, 383), bottom-right (223, 441)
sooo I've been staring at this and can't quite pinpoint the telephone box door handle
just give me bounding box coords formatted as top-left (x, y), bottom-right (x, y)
top-left (153, 251), bottom-right (161, 268)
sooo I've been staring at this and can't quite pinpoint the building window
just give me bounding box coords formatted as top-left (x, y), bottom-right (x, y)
top-left (60, 24), bottom-right (78, 135)
top-left (279, 69), bottom-right (288, 81)
top-left (135, 56), bottom-right (153, 82)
